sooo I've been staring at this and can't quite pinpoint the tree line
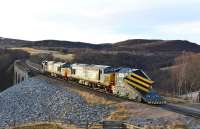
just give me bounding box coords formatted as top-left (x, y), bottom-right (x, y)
top-left (171, 52), bottom-right (200, 96)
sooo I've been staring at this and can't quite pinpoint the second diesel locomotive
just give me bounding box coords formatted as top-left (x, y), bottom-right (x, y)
top-left (42, 61), bottom-right (166, 104)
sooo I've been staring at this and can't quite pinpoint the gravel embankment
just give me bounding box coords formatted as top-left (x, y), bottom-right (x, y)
top-left (0, 76), bottom-right (113, 128)
top-left (127, 116), bottom-right (200, 129)
top-left (1, 75), bottom-right (200, 129)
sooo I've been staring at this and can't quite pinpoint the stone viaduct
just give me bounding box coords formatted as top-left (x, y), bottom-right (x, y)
top-left (13, 60), bottom-right (33, 84)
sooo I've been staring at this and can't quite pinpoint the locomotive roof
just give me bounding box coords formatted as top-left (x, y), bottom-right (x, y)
top-left (47, 61), bottom-right (55, 63)
top-left (54, 62), bottom-right (66, 65)
top-left (93, 65), bottom-right (110, 69)
top-left (71, 63), bottom-right (110, 70)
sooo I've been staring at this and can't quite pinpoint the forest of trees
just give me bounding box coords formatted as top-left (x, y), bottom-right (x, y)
top-left (171, 52), bottom-right (200, 96)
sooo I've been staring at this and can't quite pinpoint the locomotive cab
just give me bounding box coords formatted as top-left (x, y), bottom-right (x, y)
top-left (112, 68), bottom-right (166, 104)
top-left (42, 61), bottom-right (48, 73)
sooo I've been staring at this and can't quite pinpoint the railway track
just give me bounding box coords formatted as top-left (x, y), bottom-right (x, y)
top-left (161, 104), bottom-right (200, 119)
top-left (24, 60), bottom-right (200, 119)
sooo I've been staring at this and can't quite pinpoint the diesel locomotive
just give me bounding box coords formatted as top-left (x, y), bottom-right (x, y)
top-left (42, 61), bottom-right (166, 104)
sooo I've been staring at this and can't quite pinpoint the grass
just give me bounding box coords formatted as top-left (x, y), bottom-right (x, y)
top-left (8, 123), bottom-right (63, 129)
top-left (6, 123), bottom-right (81, 129)
top-left (9, 47), bottom-right (52, 55)
top-left (106, 103), bottom-right (130, 121)
top-left (165, 96), bottom-right (191, 104)
top-left (9, 47), bottom-right (74, 61)
top-left (70, 87), bottom-right (118, 105)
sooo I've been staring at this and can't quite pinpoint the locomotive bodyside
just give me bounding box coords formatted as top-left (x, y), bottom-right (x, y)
top-left (70, 64), bottom-right (112, 84)
top-left (42, 61), bottom-right (70, 77)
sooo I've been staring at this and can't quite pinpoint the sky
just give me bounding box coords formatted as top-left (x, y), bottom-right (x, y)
top-left (0, 0), bottom-right (200, 44)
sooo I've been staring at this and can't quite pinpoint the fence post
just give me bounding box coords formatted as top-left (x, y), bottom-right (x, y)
top-left (85, 120), bottom-right (89, 129)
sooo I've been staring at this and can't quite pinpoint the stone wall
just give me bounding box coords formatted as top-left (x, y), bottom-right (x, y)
top-left (13, 60), bottom-right (30, 85)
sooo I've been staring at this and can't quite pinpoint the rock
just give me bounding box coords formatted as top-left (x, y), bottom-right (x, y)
top-left (0, 76), bottom-right (113, 128)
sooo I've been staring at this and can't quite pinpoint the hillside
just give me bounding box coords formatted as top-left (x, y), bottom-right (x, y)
top-left (72, 39), bottom-right (200, 70)
top-left (0, 37), bottom-right (30, 48)
top-left (0, 37), bottom-right (111, 50)
top-left (1, 37), bottom-right (200, 53)
top-left (1, 37), bottom-right (200, 70)
top-left (113, 39), bottom-right (200, 52)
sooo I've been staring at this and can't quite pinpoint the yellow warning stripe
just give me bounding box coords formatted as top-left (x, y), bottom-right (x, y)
top-left (126, 76), bottom-right (150, 90)
top-left (126, 84), bottom-right (137, 95)
top-left (124, 79), bottom-right (149, 93)
top-left (131, 73), bottom-right (154, 84)
top-left (127, 76), bottom-right (150, 88)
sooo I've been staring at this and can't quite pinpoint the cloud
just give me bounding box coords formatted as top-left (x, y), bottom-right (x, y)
top-left (154, 21), bottom-right (200, 43)
top-left (157, 22), bottom-right (200, 35)
top-left (0, 0), bottom-right (200, 43)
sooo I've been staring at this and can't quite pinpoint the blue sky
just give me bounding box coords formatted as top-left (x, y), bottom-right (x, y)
top-left (0, 0), bottom-right (200, 44)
